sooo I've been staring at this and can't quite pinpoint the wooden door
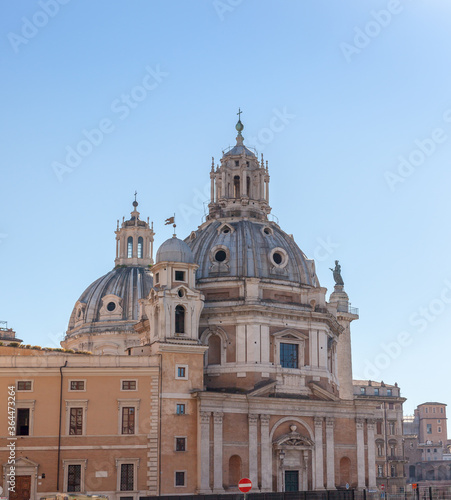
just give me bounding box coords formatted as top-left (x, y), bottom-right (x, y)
top-left (9, 475), bottom-right (31, 500)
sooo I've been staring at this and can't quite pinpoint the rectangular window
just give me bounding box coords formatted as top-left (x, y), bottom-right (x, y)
top-left (175, 270), bottom-right (185, 281)
top-left (176, 437), bottom-right (186, 451)
top-left (69, 408), bottom-right (83, 435)
top-left (70, 380), bottom-right (85, 391)
top-left (67, 464), bottom-right (81, 492)
top-left (122, 407), bottom-right (135, 434)
top-left (438, 419), bottom-right (441, 424)
top-left (427, 424), bottom-right (432, 434)
top-left (175, 471), bottom-right (186, 486)
top-left (120, 463), bottom-right (134, 491)
top-left (122, 380), bottom-right (137, 391)
top-left (426, 408), bottom-right (428, 413)
top-left (391, 465), bottom-right (397, 477)
top-left (17, 381), bottom-right (32, 391)
top-left (17, 408), bottom-right (30, 436)
top-left (387, 389), bottom-right (392, 396)
top-left (389, 403), bottom-right (394, 409)
top-left (376, 421), bottom-right (382, 434)
top-left (374, 388), bottom-right (379, 396)
top-left (155, 272), bottom-right (160, 284)
top-left (377, 465), bottom-right (383, 477)
top-left (433, 407), bottom-right (436, 413)
top-left (176, 365), bottom-right (188, 379)
top-left (440, 408), bottom-right (443, 413)
top-left (438, 426), bottom-right (442, 433)
top-left (360, 387), bottom-right (366, 395)
top-left (280, 343), bottom-right (298, 368)
top-left (389, 422), bottom-right (395, 434)
top-left (176, 404), bottom-right (185, 415)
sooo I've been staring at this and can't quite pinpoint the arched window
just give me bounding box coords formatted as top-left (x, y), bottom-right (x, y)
top-left (233, 175), bottom-right (240, 198)
top-left (127, 236), bottom-right (133, 258)
top-left (229, 455), bottom-right (242, 487)
top-left (137, 237), bottom-right (143, 258)
top-left (175, 305), bottom-right (185, 334)
top-left (247, 176), bottom-right (250, 197)
top-left (208, 335), bottom-right (221, 365)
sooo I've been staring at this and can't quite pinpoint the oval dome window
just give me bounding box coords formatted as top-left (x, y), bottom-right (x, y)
top-left (107, 301), bottom-right (116, 312)
top-left (272, 252), bottom-right (283, 265)
top-left (215, 250), bottom-right (227, 262)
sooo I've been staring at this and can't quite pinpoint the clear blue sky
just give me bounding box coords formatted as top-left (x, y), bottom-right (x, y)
top-left (2, 1), bottom-right (451, 422)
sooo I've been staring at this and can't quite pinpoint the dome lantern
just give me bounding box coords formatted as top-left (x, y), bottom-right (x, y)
top-left (207, 110), bottom-right (271, 222)
top-left (115, 195), bottom-right (155, 267)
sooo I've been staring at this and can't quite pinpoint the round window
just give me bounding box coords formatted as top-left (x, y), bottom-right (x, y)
top-left (107, 301), bottom-right (116, 312)
top-left (273, 252), bottom-right (283, 265)
top-left (264, 228), bottom-right (271, 235)
top-left (215, 250), bottom-right (227, 262)
top-left (222, 227), bottom-right (230, 234)
top-left (178, 289), bottom-right (185, 298)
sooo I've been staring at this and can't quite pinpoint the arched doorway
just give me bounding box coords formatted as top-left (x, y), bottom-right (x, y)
top-left (274, 426), bottom-right (314, 492)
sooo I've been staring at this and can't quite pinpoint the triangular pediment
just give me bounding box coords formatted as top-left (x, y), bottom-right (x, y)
top-left (3, 457), bottom-right (39, 468)
top-left (272, 328), bottom-right (308, 340)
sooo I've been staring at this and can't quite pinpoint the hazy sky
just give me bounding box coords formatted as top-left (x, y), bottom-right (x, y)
top-left (2, 1), bottom-right (451, 422)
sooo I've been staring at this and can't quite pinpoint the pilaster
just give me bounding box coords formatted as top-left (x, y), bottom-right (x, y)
top-left (356, 417), bottom-right (366, 490)
top-left (249, 414), bottom-right (258, 488)
top-left (199, 411), bottom-right (211, 493)
top-left (260, 414), bottom-right (271, 491)
top-left (326, 417), bottom-right (336, 489)
top-left (367, 419), bottom-right (377, 489)
top-left (213, 412), bottom-right (224, 492)
top-left (314, 417), bottom-right (325, 490)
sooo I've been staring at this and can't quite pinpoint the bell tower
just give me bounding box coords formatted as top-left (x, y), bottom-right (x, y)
top-left (207, 111), bottom-right (271, 221)
top-left (115, 196), bottom-right (155, 267)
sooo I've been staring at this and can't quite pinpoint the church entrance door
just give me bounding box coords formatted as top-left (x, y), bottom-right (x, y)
top-left (10, 475), bottom-right (31, 500)
top-left (285, 470), bottom-right (299, 492)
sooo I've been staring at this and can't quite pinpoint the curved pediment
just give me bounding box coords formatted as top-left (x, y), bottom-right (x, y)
top-left (275, 431), bottom-right (314, 448)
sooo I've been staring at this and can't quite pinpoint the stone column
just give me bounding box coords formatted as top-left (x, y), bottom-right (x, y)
top-left (356, 418), bottom-right (366, 489)
top-left (326, 417), bottom-right (336, 489)
top-left (367, 419), bottom-right (376, 489)
top-left (260, 414), bottom-right (271, 491)
top-left (200, 411), bottom-right (211, 493)
top-left (213, 412), bottom-right (224, 492)
top-left (314, 417), bottom-right (324, 490)
top-left (249, 414), bottom-right (258, 487)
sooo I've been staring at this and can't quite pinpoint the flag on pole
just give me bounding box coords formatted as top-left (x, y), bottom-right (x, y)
top-left (165, 216), bottom-right (175, 225)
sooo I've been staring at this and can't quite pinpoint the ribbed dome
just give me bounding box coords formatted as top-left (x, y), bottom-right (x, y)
top-left (186, 220), bottom-right (319, 286)
top-left (156, 235), bottom-right (194, 264)
top-left (66, 266), bottom-right (153, 336)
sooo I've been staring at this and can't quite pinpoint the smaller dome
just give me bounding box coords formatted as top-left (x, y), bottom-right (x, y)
top-left (156, 235), bottom-right (194, 264)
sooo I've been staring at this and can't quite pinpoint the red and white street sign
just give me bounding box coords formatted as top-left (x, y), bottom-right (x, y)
top-left (238, 478), bottom-right (253, 493)
top-left (381, 485), bottom-right (385, 491)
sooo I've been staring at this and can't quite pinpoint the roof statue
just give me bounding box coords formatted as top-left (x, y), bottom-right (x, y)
top-left (330, 260), bottom-right (344, 286)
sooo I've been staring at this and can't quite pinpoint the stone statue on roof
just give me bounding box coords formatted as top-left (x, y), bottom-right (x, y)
top-left (330, 260), bottom-right (344, 286)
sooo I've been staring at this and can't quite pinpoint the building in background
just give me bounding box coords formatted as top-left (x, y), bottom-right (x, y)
top-left (353, 380), bottom-right (407, 493)
top-left (403, 403), bottom-right (451, 488)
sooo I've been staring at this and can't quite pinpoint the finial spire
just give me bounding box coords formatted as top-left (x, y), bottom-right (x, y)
top-left (235, 108), bottom-right (244, 137)
top-left (132, 191), bottom-right (138, 210)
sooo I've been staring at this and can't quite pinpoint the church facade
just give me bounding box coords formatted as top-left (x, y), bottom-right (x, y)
top-left (1, 119), bottom-right (380, 499)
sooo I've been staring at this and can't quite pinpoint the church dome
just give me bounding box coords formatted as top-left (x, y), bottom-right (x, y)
top-left (66, 266), bottom-right (153, 336)
top-left (156, 235), bottom-right (195, 264)
top-left (186, 220), bottom-right (319, 286)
